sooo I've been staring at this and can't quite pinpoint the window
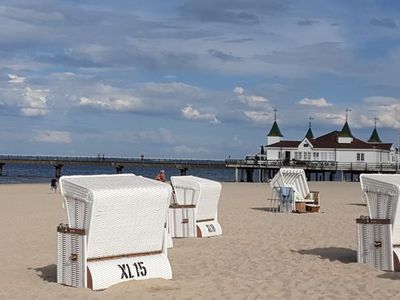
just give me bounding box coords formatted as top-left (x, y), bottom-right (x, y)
top-left (313, 152), bottom-right (319, 160)
top-left (357, 153), bottom-right (365, 162)
top-left (304, 143), bottom-right (309, 147)
top-left (304, 152), bottom-right (311, 160)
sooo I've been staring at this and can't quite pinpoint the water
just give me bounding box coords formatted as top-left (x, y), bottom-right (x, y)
top-left (0, 163), bottom-right (236, 184)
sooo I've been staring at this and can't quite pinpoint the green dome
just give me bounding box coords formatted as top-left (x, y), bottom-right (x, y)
top-left (339, 121), bottom-right (353, 137)
top-left (267, 121), bottom-right (283, 137)
top-left (368, 128), bottom-right (382, 143)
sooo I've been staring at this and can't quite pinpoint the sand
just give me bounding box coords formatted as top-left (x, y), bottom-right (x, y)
top-left (1, 182), bottom-right (400, 299)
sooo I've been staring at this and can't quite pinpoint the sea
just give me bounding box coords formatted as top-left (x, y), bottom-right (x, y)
top-left (0, 163), bottom-right (236, 184)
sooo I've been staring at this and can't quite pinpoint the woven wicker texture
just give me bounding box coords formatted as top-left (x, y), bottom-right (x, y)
top-left (360, 174), bottom-right (400, 244)
top-left (57, 232), bottom-right (87, 288)
top-left (168, 207), bottom-right (196, 238)
top-left (171, 176), bottom-right (221, 222)
top-left (60, 174), bottom-right (172, 259)
top-left (270, 168), bottom-right (310, 202)
top-left (357, 222), bottom-right (393, 271)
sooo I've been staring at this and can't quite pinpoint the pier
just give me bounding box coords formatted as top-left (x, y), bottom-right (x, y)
top-left (0, 155), bottom-right (225, 179)
top-left (226, 156), bottom-right (399, 182)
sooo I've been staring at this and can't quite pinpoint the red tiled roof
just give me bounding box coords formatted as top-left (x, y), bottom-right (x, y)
top-left (267, 131), bottom-right (392, 150)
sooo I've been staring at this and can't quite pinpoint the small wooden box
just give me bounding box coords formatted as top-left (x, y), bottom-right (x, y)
top-left (306, 204), bottom-right (320, 213)
top-left (295, 202), bottom-right (306, 213)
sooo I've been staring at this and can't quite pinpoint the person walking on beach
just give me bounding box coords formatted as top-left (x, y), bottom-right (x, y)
top-left (155, 170), bottom-right (166, 182)
top-left (50, 178), bottom-right (57, 192)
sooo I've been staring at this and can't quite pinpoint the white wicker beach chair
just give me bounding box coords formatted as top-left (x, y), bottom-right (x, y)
top-left (269, 168), bottom-right (320, 213)
top-left (358, 174), bottom-right (400, 271)
top-left (168, 175), bottom-right (222, 238)
top-left (57, 174), bottom-right (172, 290)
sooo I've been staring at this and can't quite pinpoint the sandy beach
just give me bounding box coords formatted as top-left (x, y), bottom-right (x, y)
top-left (1, 182), bottom-right (400, 299)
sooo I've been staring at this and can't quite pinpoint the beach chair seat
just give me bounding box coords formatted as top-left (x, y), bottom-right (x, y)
top-left (168, 175), bottom-right (222, 238)
top-left (57, 174), bottom-right (172, 290)
top-left (269, 168), bottom-right (320, 213)
top-left (358, 174), bottom-right (400, 271)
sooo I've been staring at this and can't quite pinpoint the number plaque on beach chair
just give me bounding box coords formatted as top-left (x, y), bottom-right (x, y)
top-left (57, 174), bottom-right (172, 290)
top-left (168, 175), bottom-right (222, 238)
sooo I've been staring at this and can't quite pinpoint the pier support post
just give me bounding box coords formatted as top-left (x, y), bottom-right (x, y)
top-left (115, 165), bottom-right (124, 174)
top-left (0, 163), bottom-right (4, 176)
top-left (240, 169), bottom-right (245, 182)
top-left (177, 166), bottom-right (188, 176)
top-left (54, 164), bottom-right (63, 180)
top-left (235, 168), bottom-right (239, 182)
top-left (246, 169), bottom-right (254, 182)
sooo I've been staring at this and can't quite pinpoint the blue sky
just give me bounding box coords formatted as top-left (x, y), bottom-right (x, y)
top-left (0, 0), bottom-right (400, 159)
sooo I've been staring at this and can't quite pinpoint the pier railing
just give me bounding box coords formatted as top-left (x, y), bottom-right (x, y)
top-left (225, 157), bottom-right (399, 173)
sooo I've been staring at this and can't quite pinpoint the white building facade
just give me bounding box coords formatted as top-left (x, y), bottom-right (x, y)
top-left (263, 121), bottom-right (397, 165)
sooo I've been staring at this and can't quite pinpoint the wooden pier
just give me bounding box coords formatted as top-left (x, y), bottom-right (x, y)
top-left (226, 156), bottom-right (399, 182)
top-left (0, 155), bottom-right (226, 179)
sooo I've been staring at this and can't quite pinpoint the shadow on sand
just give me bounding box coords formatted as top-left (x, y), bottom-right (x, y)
top-left (29, 264), bottom-right (57, 283)
top-left (251, 207), bottom-right (278, 212)
top-left (292, 247), bottom-right (357, 264)
top-left (377, 272), bottom-right (400, 280)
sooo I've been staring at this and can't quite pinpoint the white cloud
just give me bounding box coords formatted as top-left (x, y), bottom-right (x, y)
top-left (79, 96), bottom-right (142, 111)
top-left (181, 105), bottom-right (220, 124)
top-left (8, 74), bottom-right (25, 84)
top-left (78, 84), bottom-right (143, 111)
top-left (356, 96), bottom-right (400, 129)
top-left (32, 130), bottom-right (72, 144)
top-left (298, 97), bottom-right (333, 107)
top-left (22, 87), bottom-right (49, 116)
top-left (233, 86), bottom-right (244, 94)
top-left (233, 86), bottom-right (269, 108)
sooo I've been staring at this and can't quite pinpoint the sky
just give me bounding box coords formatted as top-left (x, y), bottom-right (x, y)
top-left (1, 0), bottom-right (400, 159)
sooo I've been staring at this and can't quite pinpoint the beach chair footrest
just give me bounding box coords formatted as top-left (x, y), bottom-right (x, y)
top-left (196, 220), bottom-right (222, 237)
top-left (87, 253), bottom-right (172, 290)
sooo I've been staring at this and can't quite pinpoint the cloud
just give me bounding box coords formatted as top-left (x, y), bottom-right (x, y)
top-left (8, 74), bottom-right (25, 83)
top-left (76, 83), bottom-right (143, 111)
top-left (208, 49), bottom-right (241, 62)
top-left (79, 96), bottom-right (142, 112)
top-left (22, 87), bottom-right (49, 116)
top-left (298, 97), bottom-right (333, 107)
top-left (181, 105), bottom-right (220, 124)
top-left (297, 19), bottom-right (319, 26)
top-left (370, 18), bottom-right (397, 29)
top-left (356, 96), bottom-right (400, 129)
top-left (233, 86), bottom-right (244, 94)
top-left (233, 86), bottom-right (269, 108)
top-left (32, 130), bottom-right (72, 144)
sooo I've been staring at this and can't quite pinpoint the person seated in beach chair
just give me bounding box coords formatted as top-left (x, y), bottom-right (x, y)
top-left (155, 170), bottom-right (166, 182)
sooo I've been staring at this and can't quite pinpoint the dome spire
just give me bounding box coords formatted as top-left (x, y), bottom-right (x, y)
top-left (368, 117), bottom-right (382, 143)
top-left (305, 116), bottom-right (314, 139)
